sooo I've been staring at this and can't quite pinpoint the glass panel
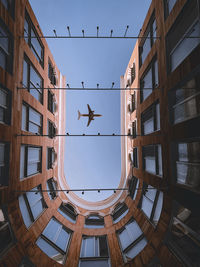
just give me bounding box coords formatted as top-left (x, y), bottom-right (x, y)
top-left (141, 197), bottom-right (153, 218)
top-left (156, 103), bottom-right (160, 130)
top-left (24, 18), bottom-right (29, 43)
top-left (0, 27), bottom-right (9, 53)
top-left (99, 236), bottom-right (108, 257)
top-left (20, 145), bottom-right (25, 179)
top-left (144, 117), bottom-right (154, 134)
top-left (171, 21), bottom-right (200, 71)
top-left (119, 228), bottom-right (131, 250)
top-left (0, 143), bottom-right (5, 165)
top-left (23, 60), bottom-right (28, 88)
top-left (21, 105), bottom-right (27, 131)
top-left (168, 0), bottom-right (177, 14)
top-left (30, 66), bottom-right (42, 89)
top-left (125, 237), bottom-right (147, 259)
top-left (29, 123), bottom-right (40, 135)
top-left (36, 238), bottom-right (64, 264)
top-left (154, 60), bottom-right (158, 87)
top-left (28, 147), bottom-right (40, 163)
top-left (127, 220), bottom-right (143, 242)
top-left (142, 67), bottom-right (152, 101)
top-left (0, 49), bottom-right (6, 69)
top-left (0, 89), bottom-right (7, 106)
top-left (31, 29), bottom-right (42, 61)
top-left (29, 108), bottom-right (41, 125)
top-left (0, 107), bottom-right (3, 122)
top-left (0, 209), bottom-right (13, 254)
top-left (153, 192), bottom-right (163, 224)
top-left (145, 186), bottom-right (157, 201)
top-left (31, 199), bottom-right (44, 219)
top-left (152, 19), bottom-right (157, 40)
top-left (145, 157), bottom-right (156, 173)
top-left (19, 195), bottom-right (32, 227)
top-left (43, 218), bottom-right (60, 242)
top-left (84, 237), bottom-right (95, 257)
top-left (58, 208), bottom-right (75, 223)
top-left (114, 209), bottom-right (128, 223)
top-left (55, 228), bottom-right (70, 251)
top-left (177, 162), bottom-right (200, 187)
top-left (141, 32), bottom-right (151, 64)
top-left (158, 145), bottom-right (163, 176)
top-left (79, 260), bottom-right (109, 267)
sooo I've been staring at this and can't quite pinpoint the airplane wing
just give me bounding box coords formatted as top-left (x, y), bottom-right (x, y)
top-left (87, 104), bottom-right (92, 114)
top-left (87, 117), bottom-right (92, 127)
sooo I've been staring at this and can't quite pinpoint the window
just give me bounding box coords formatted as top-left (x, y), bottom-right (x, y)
top-left (58, 203), bottom-right (77, 223)
top-left (142, 144), bottom-right (162, 176)
top-left (36, 218), bottom-right (72, 264)
top-left (47, 120), bottom-right (56, 139)
top-left (117, 219), bottom-right (147, 262)
top-left (47, 90), bottom-right (56, 113)
top-left (20, 145), bottom-right (42, 179)
top-left (0, 0), bottom-right (15, 18)
top-left (47, 147), bottom-right (55, 169)
top-left (128, 121), bottom-right (137, 139)
top-left (128, 176), bottom-right (139, 200)
top-left (138, 183), bottom-right (163, 224)
top-left (169, 74), bottom-right (200, 124)
top-left (79, 236), bottom-right (110, 267)
top-left (166, 201), bottom-right (200, 266)
top-left (0, 86), bottom-right (12, 125)
top-left (21, 103), bottom-right (42, 135)
top-left (46, 178), bottom-right (57, 200)
top-left (0, 142), bottom-right (9, 186)
top-left (24, 11), bottom-right (44, 66)
top-left (172, 141), bottom-right (200, 188)
top-left (166, 0), bottom-right (200, 72)
top-left (141, 101), bottom-right (160, 135)
top-left (48, 60), bottom-right (57, 86)
top-left (85, 215), bottom-right (104, 229)
top-left (164, 0), bottom-right (177, 17)
top-left (112, 203), bottom-right (129, 223)
top-left (0, 205), bottom-right (15, 256)
top-left (128, 92), bottom-right (136, 113)
top-left (0, 20), bottom-right (13, 74)
top-left (139, 14), bottom-right (157, 66)
top-left (130, 147), bottom-right (138, 168)
top-left (140, 58), bottom-right (158, 102)
top-left (22, 56), bottom-right (43, 103)
top-left (19, 257), bottom-right (35, 267)
top-left (19, 185), bottom-right (46, 228)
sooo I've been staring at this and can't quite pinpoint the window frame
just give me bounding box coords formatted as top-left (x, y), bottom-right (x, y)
top-left (85, 214), bottom-right (104, 228)
top-left (24, 10), bottom-right (44, 67)
top-left (112, 203), bottom-right (129, 223)
top-left (0, 19), bottom-right (14, 74)
top-left (128, 176), bottom-right (139, 200)
top-left (22, 55), bottom-right (43, 104)
top-left (0, 85), bottom-right (12, 125)
top-left (21, 102), bottom-right (43, 135)
top-left (0, 142), bottom-right (10, 186)
top-left (47, 147), bottom-right (55, 169)
top-left (58, 203), bottom-right (77, 223)
top-left (20, 145), bottom-right (42, 179)
top-left (46, 178), bottom-right (57, 200)
top-left (47, 119), bottom-right (56, 139)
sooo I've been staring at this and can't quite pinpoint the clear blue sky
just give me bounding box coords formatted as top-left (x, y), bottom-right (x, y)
top-left (29, 0), bottom-right (151, 201)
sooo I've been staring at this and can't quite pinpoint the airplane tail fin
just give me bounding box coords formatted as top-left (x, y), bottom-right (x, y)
top-left (78, 110), bottom-right (81, 120)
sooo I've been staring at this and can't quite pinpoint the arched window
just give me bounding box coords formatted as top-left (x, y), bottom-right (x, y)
top-left (112, 203), bottom-right (128, 223)
top-left (85, 214), bottom-right (104, 228)
top-left (58, 203), bottom-right (77, 223)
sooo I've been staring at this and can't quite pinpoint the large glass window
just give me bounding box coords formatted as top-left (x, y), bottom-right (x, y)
top-left (47, 90), bottom-right (56, 113)
top-left (24, 11), bottom-right (44, 66)
top-left (21, 103), bottom-right (42, 135)
top-left (166, 201), bottom-right (200, 266)
top-left (166, 0), bottom-right (200, 72)
top-left (0, 21), bottom-right (13, 74)
top-left (36, 218), bottom-right (72, 264)
top-left (22, 56), bottom-right (43, 103)
top-left (130, 147), bottom-right (138, 168)
top-left (172, 141), bottom-right (200, 188)
top-left (139, 14), bottom-right (157, 66)
top-left (0, 0), bottom-right (15, 18)
top-left (141, 101), bottom-right (160, 135)
top-left (0, 86), bottom-right (12, 125)
top-left (79, 236), bottom-right (110, 267)
top-left (117, 219), bottom-right (147, 262)
top-left (58, 203), bottom-right (77, 224)
top-left (138, 183), bottom-right (163, 224)
top-left (112, 203), bottom-right (129, 224)
top-left (19, 185), bottom-right (46, 228)
top-left (46, 178), bottom-right (57, 200)
top-left (169, 74), bottom-right (200, 124)
top-left (140, 58), bottom-right (158, 102)
top-left (0, 142), bottom-right (9, 186)
top-left (142, 144), bottom-right (163, 176)
top-left (48, 60), bottom-right (57, 86)
top-left (20, 145), bottom-right (42, 179)
top-left (85, 214), bottom-right (104, 229)
top-left (0, 205), bottom-right (15, 256)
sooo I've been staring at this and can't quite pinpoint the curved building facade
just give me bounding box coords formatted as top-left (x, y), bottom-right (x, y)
top-left (0, 0), bottom-right (200, 266)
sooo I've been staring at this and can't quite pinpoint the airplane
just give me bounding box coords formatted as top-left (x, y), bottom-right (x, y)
top-left (78, 104), bottom-right (102, 127)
